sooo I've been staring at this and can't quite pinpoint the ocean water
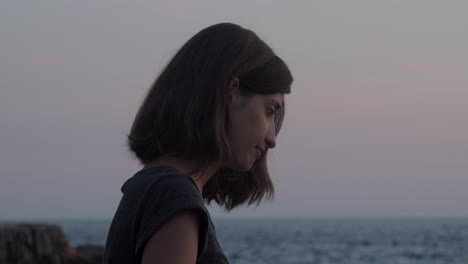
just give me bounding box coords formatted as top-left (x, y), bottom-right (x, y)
top-left (43, 218), bottom-right (468, 264)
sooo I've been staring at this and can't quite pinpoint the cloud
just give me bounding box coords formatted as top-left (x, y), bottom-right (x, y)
top-left (164, 3), bottom-right (187, 19)
top-left (21, 56), bottom-right (62, 66)
top-left (404, 63), bottom-right (435, 74)
top-left (334, 96), bottom-right (385, 113)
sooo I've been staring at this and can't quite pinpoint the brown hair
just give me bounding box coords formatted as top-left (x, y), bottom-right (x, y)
top-left (127, 22), bottom-right (293, 211)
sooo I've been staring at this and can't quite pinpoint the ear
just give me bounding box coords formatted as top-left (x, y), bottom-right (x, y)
top-left (228, 77), bottom-right (240, 104)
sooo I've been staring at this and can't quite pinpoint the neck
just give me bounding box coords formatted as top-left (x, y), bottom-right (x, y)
top-left (143, 156), bottom-right (218, 194)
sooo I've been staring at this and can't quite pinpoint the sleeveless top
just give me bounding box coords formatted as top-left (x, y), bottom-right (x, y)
top-left (103, 165), bottom-right (229, 264)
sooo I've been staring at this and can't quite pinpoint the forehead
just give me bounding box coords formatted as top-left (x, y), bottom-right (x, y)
top-left (259, 93), bottom-right (284, 106)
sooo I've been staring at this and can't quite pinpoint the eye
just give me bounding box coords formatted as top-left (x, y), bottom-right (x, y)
top-left (267, 107), bottom-right (277, 117)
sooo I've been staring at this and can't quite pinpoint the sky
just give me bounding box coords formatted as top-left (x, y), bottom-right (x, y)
top-left (1, 0), bottom-right (467, 220)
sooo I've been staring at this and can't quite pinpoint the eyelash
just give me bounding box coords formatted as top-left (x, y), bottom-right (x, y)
top-left (268, 107), bottom-right (277, 117)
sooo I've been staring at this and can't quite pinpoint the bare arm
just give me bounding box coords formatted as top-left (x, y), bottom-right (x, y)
top-left (141, 209), bottom-right (202, 264)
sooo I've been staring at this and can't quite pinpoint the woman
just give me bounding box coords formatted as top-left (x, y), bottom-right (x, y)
top-left (103, 22), bottom-right (293, 264)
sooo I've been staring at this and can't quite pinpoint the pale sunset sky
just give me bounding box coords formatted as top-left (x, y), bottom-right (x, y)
top-left (1, 1), bottom-right (467, 220)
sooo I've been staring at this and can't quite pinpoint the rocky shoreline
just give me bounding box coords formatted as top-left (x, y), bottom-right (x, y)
top-left (0, 223), bottom-right (104, 264)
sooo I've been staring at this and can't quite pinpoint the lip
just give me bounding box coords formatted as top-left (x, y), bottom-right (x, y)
top-left (255, 147), bottom-right (265, 158)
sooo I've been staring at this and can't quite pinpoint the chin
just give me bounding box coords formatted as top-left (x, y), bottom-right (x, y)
top-left (227, 156), bottom-right (255, 172)
top-left (230, 161), bottom-right (253, 172)
top-left (243, 164), bottom-right (254, 172)
top-left (231, 164), bottom-right (251, 172)
top-left (244, 159), bottom-right (257, 172)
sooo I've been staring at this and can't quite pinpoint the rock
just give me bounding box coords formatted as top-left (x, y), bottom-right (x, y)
top-left (0, 223), bottom-right (104, 264)
top-left (75, 244), bottom-right (105, 264)
top-left (0, 223), bottom-right (69, 264)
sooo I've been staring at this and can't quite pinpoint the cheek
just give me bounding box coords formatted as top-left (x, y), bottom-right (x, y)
top-left (227, 116), bottom-right (248, 151)
top-left (228, 104), bottom-right (266, 149)
top-left (250, 112), bottom-right (268, 136)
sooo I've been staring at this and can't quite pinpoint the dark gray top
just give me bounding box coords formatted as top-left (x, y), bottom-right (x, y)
top-left (103, 166), bottom-right (229, 264)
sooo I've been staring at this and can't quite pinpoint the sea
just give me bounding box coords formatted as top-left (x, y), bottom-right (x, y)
top-left (13, 218), bottom-right (468, 264)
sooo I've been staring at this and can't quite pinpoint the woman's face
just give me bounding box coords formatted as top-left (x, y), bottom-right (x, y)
top-left (226, 79), bottom-right (284, 171)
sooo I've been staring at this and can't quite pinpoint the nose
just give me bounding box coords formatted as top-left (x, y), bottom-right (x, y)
top-left (265, 129), bottom-right (276, 150)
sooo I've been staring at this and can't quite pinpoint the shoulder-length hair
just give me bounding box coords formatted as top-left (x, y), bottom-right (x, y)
top-left (127, 22), bottom-right (293, 211)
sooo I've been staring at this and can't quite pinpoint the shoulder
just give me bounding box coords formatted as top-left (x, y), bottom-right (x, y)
top-left (128, 167), bottom-right (210, 263)
top-left (141, 209), bottom-right (203, 264)
top-left (122, 166), bottom-right (200, 200)
top-left (147, 169), bottom-right (201, 202)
